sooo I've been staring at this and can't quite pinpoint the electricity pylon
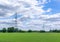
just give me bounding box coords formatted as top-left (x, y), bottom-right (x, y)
top-left (15, 12), bottom-right (18, 28)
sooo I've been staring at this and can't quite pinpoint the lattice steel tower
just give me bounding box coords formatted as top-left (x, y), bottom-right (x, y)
top-left (15, 12), bottom-right (18, 28)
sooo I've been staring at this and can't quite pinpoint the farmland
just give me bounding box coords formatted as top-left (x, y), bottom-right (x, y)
top-left (0, 33), bottom-right (60, 42)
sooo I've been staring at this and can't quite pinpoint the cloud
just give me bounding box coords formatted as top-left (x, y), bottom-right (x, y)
top-left (0, 0), bottom-right (51, 17)
top-left (1, 0), bottom-right (60, 31)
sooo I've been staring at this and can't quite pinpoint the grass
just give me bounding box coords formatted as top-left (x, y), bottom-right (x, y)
top-left (0, 33), bottom-right (60, 42)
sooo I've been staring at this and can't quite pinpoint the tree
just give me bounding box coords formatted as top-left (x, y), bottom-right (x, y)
top-left (2, 28), bottom-right (6, 33)
top-left (40, 30), bottom-right (45, 33)
top-left (18, 29), bottom-right (22, 32)
top-left (28, 30), bottom-right (32, 32)
top-left (49, 29), bottom-right (60, 32)
top-left (7, 27), bottom-right (15, 32)
top-left (18, 29), bottom-right (26, 33)
top-left (14, 28), bottom-right (18, 32)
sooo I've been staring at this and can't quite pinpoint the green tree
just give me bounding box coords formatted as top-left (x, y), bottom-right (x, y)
top-left (40, 30), bottom-right (45, 33)
top-left (28, 30), bottom-right (32, 32)
top-left (7, 27), bottom-right (15, 32)
top-left (2, 28), bottom-right (6, 33)
top-left (14, 28), bottom-right (18, 32)
top-left (18, 29), bottom-right (26, 33)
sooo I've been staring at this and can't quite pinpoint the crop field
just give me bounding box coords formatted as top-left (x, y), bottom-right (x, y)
top-left (0, 33), bottom-right (60, 42)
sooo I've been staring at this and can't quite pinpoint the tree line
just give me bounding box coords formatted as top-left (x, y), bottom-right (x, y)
top-left (0, 27), bottom-right (60, 33)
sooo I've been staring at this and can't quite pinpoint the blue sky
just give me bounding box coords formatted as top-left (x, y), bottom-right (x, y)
top-left (0, 0), bottom-right (60, 31)
top-left (43, 0), bottom-right (60, 14)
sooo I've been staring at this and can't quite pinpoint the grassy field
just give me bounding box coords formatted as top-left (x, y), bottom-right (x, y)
top-left (0, 33), bottom-right (60, 42)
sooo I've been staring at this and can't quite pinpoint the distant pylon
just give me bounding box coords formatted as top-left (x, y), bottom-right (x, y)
top-left (15, 12), bottom-right (17, 28)
top-left (42, 22), bottom-right (45, 31)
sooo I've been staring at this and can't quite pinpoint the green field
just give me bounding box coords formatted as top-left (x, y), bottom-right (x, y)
top-left (0, 33), bottom-right (60, 42)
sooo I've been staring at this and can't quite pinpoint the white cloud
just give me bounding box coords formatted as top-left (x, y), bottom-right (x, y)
top-left (0, 0), bottom-right (51, 17)
top-left (1, 0), bottom-right (60, 30)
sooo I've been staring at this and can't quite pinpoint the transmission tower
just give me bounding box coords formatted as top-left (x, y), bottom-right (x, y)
top-left (15, 12), bottom-right (18, 28)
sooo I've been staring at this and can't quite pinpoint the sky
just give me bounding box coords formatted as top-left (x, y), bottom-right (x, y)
top-left (0, 0), bottom-right (60, 31)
